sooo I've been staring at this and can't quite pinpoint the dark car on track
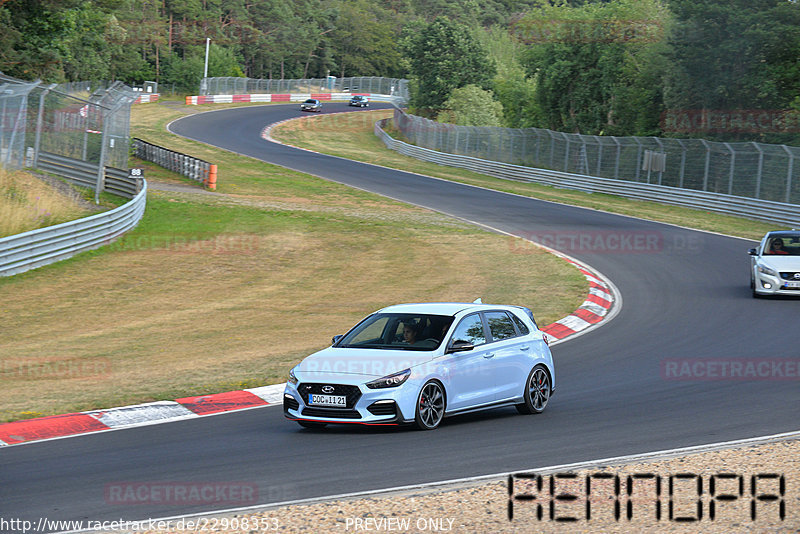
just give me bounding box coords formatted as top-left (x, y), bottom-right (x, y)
top-left (349, 95), bottom-right (369, 108)
top-left (300, 99), bottom-right (322, 112)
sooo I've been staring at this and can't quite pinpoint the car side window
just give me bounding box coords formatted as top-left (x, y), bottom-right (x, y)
top-left (485, 311), bottom-right (517, 341)
top-left (510, 313), bottom-right (530, 335)
top-left (451, 314), bottom-right (486, 346)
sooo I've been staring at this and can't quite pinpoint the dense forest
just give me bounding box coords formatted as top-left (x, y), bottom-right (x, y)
top-left (2, 0), bottom-right (799, 143)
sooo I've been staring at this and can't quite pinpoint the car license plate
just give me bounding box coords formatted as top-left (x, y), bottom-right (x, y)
top-left (784, 281), bottom-right (800, 288)
top-left (309, 394), bottom-right (346, 407)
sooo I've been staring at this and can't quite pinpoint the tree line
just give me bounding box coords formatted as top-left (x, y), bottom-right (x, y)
top-left (2, 0), bottom-right (799, 144)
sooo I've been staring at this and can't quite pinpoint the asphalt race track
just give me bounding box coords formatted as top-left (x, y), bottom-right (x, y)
top-left (3, 103), bottom-right (799, 531)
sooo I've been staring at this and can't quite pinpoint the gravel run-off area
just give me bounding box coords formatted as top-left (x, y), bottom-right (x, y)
top-left (120, 435), bottom-right (800, 534)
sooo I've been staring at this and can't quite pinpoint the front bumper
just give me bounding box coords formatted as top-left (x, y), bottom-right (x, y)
top-left (283, 380), bottom-right (414, 425)
top-left (754, 273), bottom-right (800, 295)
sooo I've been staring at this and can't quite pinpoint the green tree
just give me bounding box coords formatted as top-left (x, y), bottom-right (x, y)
top-left (436, 84), bottom-right (504, 126)
top-left (518, 0), bottom-right (671, 135)
top-left (664, 0), bottom-right (800, 142)
top-left (403, 17), bottom-right (496, 117)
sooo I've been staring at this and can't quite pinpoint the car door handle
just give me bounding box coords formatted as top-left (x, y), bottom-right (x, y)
top-left (520, 346), bottom-right (530, 351)
top-left (483, 352), bottom-right (495, 359)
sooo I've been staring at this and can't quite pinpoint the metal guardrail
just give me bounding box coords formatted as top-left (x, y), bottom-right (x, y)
top-left (392, 109), bottom-right (800, 206)
top-left (132, 138), bottom-right (215, 187)
top-left (35, 152), bottom-right (141, 199)
top-left (0, 180), bottom-right (148, 277)
top-left (375, 119), bottom-right (800, 227)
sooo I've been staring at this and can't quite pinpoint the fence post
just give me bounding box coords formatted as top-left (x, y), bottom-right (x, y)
top-left (94, 109), bottom-right (109, 203)
top-left (612, 136), bottom-right (621, 179)
top-left (700, 139), bottom-right (711, 191)
top-left (633, 137), bottom-right (643, 181)
top-left (653, 137), bottom-right (664, 185)
top-left (562, 132), bottom-right (570, 171)
top-left (677, 139), bottom-right (687, 188)
top-left (753, 142), bottom-right (764, 199)
top-left (594, 135), bottom-right (602, 177)
top-left (724, 142), bottom-right (735, 195)
top-left (782, 145), bottom-right (794, 204)
top-left (33, 83), bottom-right (54, 169)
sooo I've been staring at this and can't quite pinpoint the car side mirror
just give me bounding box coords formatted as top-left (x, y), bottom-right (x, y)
top-left (748, 248), bottom-right (758, 256)
top-left (332, 335), bottom-right (343, 345)
top-left (446, 340), bottom-right (474, 354)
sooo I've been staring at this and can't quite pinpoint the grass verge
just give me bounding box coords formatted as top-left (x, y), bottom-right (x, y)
top-left (0, 168), bottom-right (95, 237)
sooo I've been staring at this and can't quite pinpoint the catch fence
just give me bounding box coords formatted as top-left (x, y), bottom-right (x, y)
top-left (393, 109), bottom-right (800, 206)
top-left (201, 76), bottom-right (408, 101)
top-left (1, 73), bottom-right (137, 193)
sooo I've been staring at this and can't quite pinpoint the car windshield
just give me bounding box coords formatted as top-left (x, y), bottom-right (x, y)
top-left (764, 234), bottom-right (800, 255)
top-left (337, 313), bottom-right (454, 351)
top-left (304, 99), bottom-right (316, 104)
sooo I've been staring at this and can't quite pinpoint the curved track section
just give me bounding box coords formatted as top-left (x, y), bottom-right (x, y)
top-left (2, 103), bottom-right (799, 530)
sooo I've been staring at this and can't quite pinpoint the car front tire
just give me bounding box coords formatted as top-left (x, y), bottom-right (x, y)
top-left (415, 381), bottom-right (445, 430)
top-left (516, 365), bottom-right (551, 414)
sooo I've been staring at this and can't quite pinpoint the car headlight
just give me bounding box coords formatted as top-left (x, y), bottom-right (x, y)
top-left (757, 264), bottom-right (778, 277)
top-left (288, 367), bottom-right (298, 385)
top-left (366, 369), bottom-right (411, 389)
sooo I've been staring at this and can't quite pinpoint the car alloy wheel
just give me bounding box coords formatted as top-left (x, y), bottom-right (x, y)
top-left (516, 365), bottom-right (550, 414)
top-left (415, 381), bottom-right (445, 430)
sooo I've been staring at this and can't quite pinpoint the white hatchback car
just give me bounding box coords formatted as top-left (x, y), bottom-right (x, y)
top-left (283, 302), bottom-right (555, 430)
top-left (749, 230), bottom-right (800, 297)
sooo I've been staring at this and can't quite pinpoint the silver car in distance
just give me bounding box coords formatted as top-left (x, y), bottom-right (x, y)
top-left (749, 230), bottom-right (800, 297)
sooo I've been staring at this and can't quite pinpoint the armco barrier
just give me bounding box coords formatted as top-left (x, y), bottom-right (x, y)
top-left (132, 138), bottom-right (215, 189)
top-left (375, 119), bottom-right (800, 227)
top-left (36, 152), bottom-right (141, 199)
top-left (0, 180), bottom-right (147, 277)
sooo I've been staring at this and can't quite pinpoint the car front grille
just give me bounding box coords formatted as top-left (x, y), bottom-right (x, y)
top-left (779, 272), bottom-right (800, 280)
top-left (301, 407), bottom-right (362, 419)
top-left (298, 383), bottom-right (362, 409)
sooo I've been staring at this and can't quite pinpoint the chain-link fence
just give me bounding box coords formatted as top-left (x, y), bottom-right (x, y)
top-left (200, 76), bottom-right (408, 100)
top-left (0, 73), bottom-right (137, 172)
top-left (393, 109), bottom-right (800, 205)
